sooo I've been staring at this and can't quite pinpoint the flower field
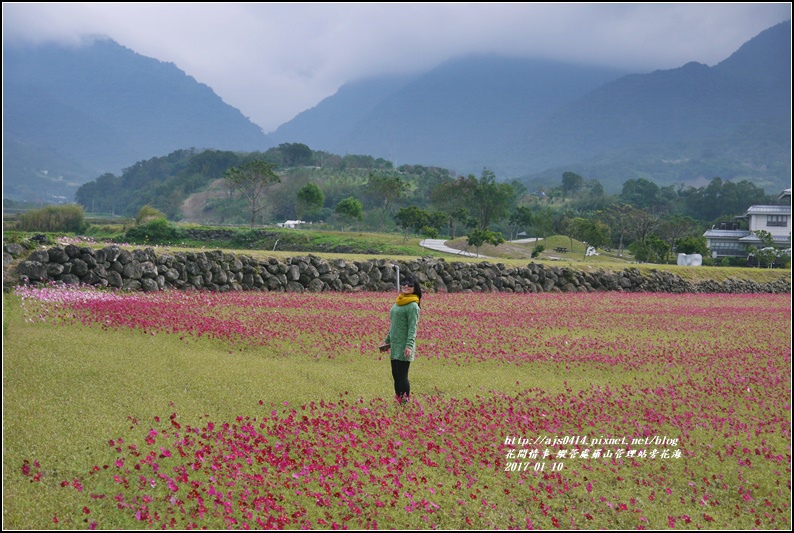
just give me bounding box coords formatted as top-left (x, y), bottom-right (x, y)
top-left (4, 287), bottom-right (791, 529)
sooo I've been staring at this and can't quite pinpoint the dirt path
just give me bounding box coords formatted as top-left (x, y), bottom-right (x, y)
top-left (180, 179), bottom-right (227, 222)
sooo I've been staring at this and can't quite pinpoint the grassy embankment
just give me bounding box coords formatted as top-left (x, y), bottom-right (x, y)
top-left (3, 224), bottom-right (790, 287)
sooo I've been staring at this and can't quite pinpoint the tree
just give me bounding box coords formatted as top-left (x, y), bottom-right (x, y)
top-left (700, 177), bottom-right (724, 221)
top-left (531, 206), bottom-right (555, 240)
top-left (473, 169), bottom-right (516, 230)
top-left (628, 207), bottom-right (662, 246)
top-left (554, 209), bottom-right (578, 251)
top-left (588, 179), bottom-right (604, 198)
top-left (657, 214), bottom-right (699, 261)
top-left (334, 196), bottom-right (363, 230)
top-left (748, 230), bottom-right (778, 268)
top-left (621, 178), bottom-right (664, 210)
top-left (561, 171), bottom-right (584, 197)
top-left (507, 206), bottom-right (534, 241)
top-left (449, 207), bottom-right (478, 239)
top-left (675, 236), bottom-right (709, 256)
top-left (599, 203), bottom-right (634, 256)
top-left (366, 174), bottom-right (408, 230)
top-left (263, 143), bottom-right (314, 168)
top-left (279, 143), bottom-right (314, 167)
top-left (394, 206), bottom-right (429, 242)
top-left (75, 172), bottom-right (122, 214)
top-left (568, 217), bottom-right (610, 260)
top-left (425, 211), bottom-right (450, 235)
top-left (223, 160), bottom-right (280, 227)
top-left (295, 183), bottom-right (325, 220)
top-left (678, 178), bottom-right (770, 223)
top-left (629, 234), bottom-right (669, 263)
top-left (466, 228), bottom-right (505, 257)
top-left (429, 175), bottom-right (478, 237)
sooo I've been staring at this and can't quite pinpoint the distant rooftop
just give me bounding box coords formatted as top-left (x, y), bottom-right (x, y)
top-left (703, 229), bottom-right (750, 238)
top-left (739, 233), bottom-right (791, 244)
top-left (746, 205), bottom-right (791, 215)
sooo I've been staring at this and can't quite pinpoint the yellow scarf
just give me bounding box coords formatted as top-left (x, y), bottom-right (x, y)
top-left (396, 294), bottom-right (420, 306)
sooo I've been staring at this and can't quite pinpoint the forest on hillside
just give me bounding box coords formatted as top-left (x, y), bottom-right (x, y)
top-left (63, 143), bottom-right (784, 263)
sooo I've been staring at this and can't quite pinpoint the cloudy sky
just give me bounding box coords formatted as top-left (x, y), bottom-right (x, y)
top-left (3, 3), bottom-right (791, 133)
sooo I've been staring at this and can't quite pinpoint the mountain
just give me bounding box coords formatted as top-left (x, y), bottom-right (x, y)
top-left (270, 55), bottom-right (628, 175)
top-left (269, 73), bottom-right (416, 153)
top-left (518, 20), bottom-right (791, 191)
top-left (3, 38), bottom-right (272, 203)
top-left (4, 21), bottom-right (790, 205)
top-left (272, 21), bottom-right (791, 194)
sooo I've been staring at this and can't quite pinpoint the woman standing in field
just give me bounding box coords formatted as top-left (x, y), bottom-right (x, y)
top-left (380, 274), bottom-right (421, 404)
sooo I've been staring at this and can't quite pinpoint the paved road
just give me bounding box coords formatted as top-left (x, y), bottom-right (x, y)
top-left (419, 239), bottom-right (490, 258)
top-left (419, 237), bottom-right (542, 259)
top-left (509, 238), bottom-right (541, 244)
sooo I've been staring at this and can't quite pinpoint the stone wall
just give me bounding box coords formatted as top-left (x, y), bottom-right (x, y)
top-left (5, 244), bottom-right (791, 294)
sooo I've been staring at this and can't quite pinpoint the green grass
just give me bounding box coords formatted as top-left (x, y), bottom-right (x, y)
top-left (447, 234), bottom-right (635, 263)
top-left (126, 223), bottom-right (428, 256)
top-left (3, 293), bottom-right (627, 529)
top-left (442, 235), bottom-right (791, 284)
top-left (3, 290), bottom-right (790, 529)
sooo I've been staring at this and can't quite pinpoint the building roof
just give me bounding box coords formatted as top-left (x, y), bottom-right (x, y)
top-left (703, 229), bottom-right (750, 238)
top-left (745, 205), bottom-right (791, 215)
top-left (739, 234), bottom-right (791, 244)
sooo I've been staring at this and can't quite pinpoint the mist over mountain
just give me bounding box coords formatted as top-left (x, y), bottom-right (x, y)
top-left (3, 20), bottom-right (790, 205)
top-left (273, 20), bottom-right (791, 193)
top-left (3, 38), bottom-right (271, 202)
top-left (517, 20), bottom-right (791, 192)
top-left (270, 55), bottom-right (629, 175)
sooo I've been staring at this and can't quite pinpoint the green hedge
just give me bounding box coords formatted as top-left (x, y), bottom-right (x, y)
top-left (16, 204), bottom-right (87, 233)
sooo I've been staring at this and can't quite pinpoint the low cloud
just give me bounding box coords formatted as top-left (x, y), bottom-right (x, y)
top-left (3, 3), bottom-right (790, 131)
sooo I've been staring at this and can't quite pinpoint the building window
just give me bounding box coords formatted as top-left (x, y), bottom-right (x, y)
top-left (708, 241), bottom-right (745, 255)
top-left (767, 215), bottom-right (788, 227)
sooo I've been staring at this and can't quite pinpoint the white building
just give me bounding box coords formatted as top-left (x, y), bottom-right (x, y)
top-left (277, 220), bottom-right (307, 229)
top-left (703, 188), bottom-right (791, 258)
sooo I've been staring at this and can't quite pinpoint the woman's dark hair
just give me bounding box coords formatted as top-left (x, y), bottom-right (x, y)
top-left (401, 274), bottom-right (422, 305)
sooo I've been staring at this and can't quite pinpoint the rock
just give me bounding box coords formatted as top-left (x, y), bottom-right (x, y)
top-left (19, 261), bottom-right (48, 281)
top-left (28, 250), bottom-right (49, 263)
top-left (4, 243), bottom-right (26, 257)
top-left (122, 261), bottom-right (143, 280)
top-left (5, 245), bottom-right (789, 295)
top-left (141, 278), bottom-right (159, 292)
top-left (102, 246), bottom-right (122, 262)
top-left (47, 247), bottom-right (70, 263)
top-left (58, 273), bottom-right (81, 285)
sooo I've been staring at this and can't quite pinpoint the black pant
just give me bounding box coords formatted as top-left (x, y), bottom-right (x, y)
top-left (390, 359), bottom-right (411, 400)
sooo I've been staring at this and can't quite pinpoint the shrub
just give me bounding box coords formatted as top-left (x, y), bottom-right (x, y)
top-left (675, 236), bottom-right (709, 256)
top-left (420, 226), bottom-right (439, 239)
top-left (124, 218), bottom-right (182, 244)
top-left (16, 204), bottom-right (87, 233)
top-left (304, 207), bottom-right (332, 223)
top-left (135, 205), bottom-right (167, 225)
top-left (531, 244), bottom-right (545, 258)
top-left (3, 232), bottom-right (25, 244)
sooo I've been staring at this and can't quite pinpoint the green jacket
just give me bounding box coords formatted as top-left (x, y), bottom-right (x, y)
top-left (384, 301), bottom-right (420, 362)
